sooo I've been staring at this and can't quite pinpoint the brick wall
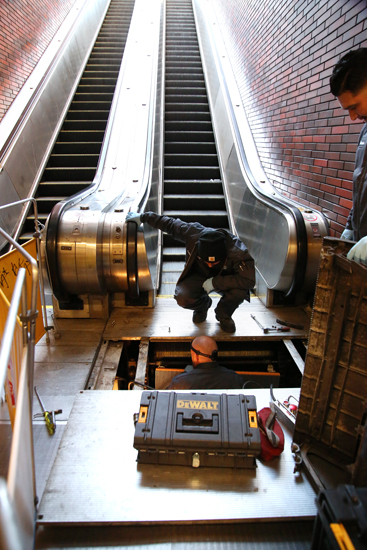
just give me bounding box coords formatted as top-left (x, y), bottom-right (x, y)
top-left (211, 0), bottom-right (367, 236)
top-left (0, 0), bottom-right (77, 121)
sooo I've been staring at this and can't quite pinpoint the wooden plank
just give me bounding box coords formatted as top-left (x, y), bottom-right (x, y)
top-left (95, 343), bottom-right (123, 391)
top-left (133, 338), bottom-right (149, 391)
top-left (282, 340), bottom-right (305, 375)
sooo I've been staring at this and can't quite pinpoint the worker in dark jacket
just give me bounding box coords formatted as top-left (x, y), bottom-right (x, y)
top-left (330, 48), bottom-right (367, 265)
top-left (166, 336), bottom-right (244, 390)
top-left (126, 211), bottom-right (255, 333)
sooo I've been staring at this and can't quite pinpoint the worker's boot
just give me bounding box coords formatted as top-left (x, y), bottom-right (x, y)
top-left (216, 315), bottom-right (236, 333)
top-left (192, 298), bottom-right (212, 324)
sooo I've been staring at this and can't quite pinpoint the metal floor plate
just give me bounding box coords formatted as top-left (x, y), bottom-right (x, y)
top-left (103, 296), bottom-right (310, 341)
top-left (38, 389), bottom-right (317, 525)
top-left (35, 520), bottom-right (315, 549)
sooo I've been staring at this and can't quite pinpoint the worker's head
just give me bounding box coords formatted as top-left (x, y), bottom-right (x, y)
top-left (197, 230), bottom-right (227, 267)
top-left (190, 336), bottom-right (218, 367)
top-left (330, 48), bottom-right (367, 122)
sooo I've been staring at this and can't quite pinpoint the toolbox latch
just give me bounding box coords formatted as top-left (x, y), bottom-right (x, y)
top-left (176, 412), bottom-right (219, 433)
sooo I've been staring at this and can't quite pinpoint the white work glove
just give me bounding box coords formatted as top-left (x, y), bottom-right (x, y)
top-left (202, 277), bottom-right (214, 293)
top-left (347, 236), bottom-right (367, 266)
top-left (341, 228), bottom-right (354, 240)
top-left (126, 212), bottom-right (141, 225)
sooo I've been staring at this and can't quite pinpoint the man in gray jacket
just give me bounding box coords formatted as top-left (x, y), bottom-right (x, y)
top-left (126, 211), bottom-right (255, 333)
top-left (166, 336), bottom-right (244, 389)
top-left (330, 48), bottom-right (367, 265)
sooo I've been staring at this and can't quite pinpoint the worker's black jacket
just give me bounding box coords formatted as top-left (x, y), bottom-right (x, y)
top-left (140, 212), bottom-right (255, 300)
top-left (346, 123), bottom-right (367, 240)
top-left (165, 361), bottom-right (245, 390)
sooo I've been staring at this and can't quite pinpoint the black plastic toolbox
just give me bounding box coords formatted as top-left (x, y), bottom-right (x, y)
top-left (133, 391), bottom-right (261, 468)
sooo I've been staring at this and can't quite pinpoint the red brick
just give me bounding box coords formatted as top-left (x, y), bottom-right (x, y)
top-left (326, 176), bottom-right (342, 187)
top-left (314, 158), bottom-right (328, 167)
top-left (336, 188), bottom-right (353, 199)
top-left (0, 0), bottom-right (76, 120)
top-left (340, 198), bottom-right (353, 209)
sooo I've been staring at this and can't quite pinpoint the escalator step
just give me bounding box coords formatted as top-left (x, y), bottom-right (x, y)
top-left (37, 181), bottom-right (92, 196)
top-left (69, 101), bottom-right (113, 110)
top-left (165, 122), bottom-right (214, 133)
top-left (72, 95), bottom-right (114, 103)
top-left (164, 166), bottom-right (221, 179)
top-left (165, 95), bottom-right (208, 104)
top-left (164, 194), bottom-right (226, 210)
top-left (79, 78), bottom-right (119, 86)
top-left (74, 85), bottom-right (117, 93)
top-left (165, 111), bottom-right (211, 122)
top-left (51, 142), bottom-right (103, 154)
top-left (165, 142), bottom-right (216, 154)
top-left (163, 246), bottom-right (187, 260)
top-left (47, 154), bottom-right (100, 168)
top-left (164, 180), bottom-right (223, 194)
top-left (62, 120), bottom-right (108, 130)
top-left (66, 110), bottom-right (110, 121)
top-left (164, 154), bottom-right (218, 167)
top-left (57, 130), bottom-right (105, 142)
top-left (164, 211), bottom-right (229, 228)
top-left (165, 131), bottom-right (215, 142)
top-left (42, 167), bottom-right (95, 182)
top-left (28, 197), bottom-right (67, 213)
top-left (162, 260), bottom-right (186, 272)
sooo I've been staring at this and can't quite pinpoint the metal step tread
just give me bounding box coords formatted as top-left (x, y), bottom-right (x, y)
top-left (164, 179), bottom-right (222, 183)
top-left (164, 194), bottom-right (224, 199)
top-left (163, 246), bottom-right (186, 254)
top-left (164, 210), bottom-right (228, 216)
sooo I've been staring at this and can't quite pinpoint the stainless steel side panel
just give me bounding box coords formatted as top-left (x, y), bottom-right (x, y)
top-left (193, 0), bottom-right (328, 294)
top-left (0, 0), bottom-right (111, 249)
top-left (225, 145), bottom-right (296, 290)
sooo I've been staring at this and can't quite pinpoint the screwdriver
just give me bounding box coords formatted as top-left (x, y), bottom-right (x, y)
top-left (34, 386), bottom-right (62, 435)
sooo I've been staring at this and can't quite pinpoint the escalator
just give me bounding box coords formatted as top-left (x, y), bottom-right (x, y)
top-left (20, 0), bottom-right (135, 243)
top-left (40, 0), bottom-right (327, 310)
top-left (160, 0), bottom-right (228, 297)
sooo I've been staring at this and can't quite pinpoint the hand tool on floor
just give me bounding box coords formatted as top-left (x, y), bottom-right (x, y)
top-left (34, 386), bottom-right (62, 436)
top-left (269, 385), bottom-right (296, 434)
top-left (250, 314), bottom-right (290, 334)
top-left (276, 318), bottom-right (304, 330)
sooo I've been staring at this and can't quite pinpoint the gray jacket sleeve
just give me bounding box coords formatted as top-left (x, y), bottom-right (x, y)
top-left (140, 212), bottom-right (205, 243)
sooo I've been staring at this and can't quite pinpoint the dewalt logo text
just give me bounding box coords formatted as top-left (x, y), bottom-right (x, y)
top-left (177, 399), bottom-right (219, 410)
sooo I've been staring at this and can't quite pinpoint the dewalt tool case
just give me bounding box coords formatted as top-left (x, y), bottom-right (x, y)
top-left (133, 391), bottom-right (261, 468)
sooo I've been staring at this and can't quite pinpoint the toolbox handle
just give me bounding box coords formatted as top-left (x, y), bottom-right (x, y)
top-left (176, 413), bottom-right (219, 433)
